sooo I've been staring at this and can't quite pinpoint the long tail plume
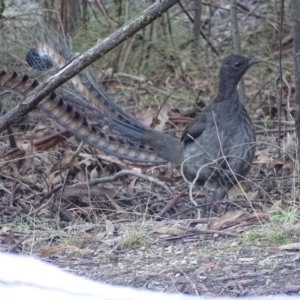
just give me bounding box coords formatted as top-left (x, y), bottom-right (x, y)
top-left (26, 42), bottom-right (149, 131)
top-left (0, 71), bottom-right (166, 163)
top-left (1, 18), bottom-right (182, 164)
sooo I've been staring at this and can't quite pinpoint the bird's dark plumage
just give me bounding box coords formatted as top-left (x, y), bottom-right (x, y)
top-left (181, 54), bottom-right (258, 200)
top-left (25, 50), bottom-right (259, 201)
top-left (26, 48), bottom-right (53, 71)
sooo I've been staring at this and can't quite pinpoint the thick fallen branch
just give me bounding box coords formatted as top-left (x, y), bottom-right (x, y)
top-left (0, 0), bottom-right (180, 133)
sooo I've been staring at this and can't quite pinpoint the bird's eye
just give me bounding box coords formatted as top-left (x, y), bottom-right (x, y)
top-left (235, 61), bottom-right (242, 67)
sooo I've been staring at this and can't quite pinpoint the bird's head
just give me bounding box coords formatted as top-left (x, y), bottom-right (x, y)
top-left (220, 54), bottom-right (260, 85)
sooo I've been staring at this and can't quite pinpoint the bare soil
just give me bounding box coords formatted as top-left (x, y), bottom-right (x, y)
top-left (35, 225), bottom-right (300, 297)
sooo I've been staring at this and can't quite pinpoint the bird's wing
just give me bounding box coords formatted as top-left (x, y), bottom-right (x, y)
top-left (181, 111), bottom-right (208, 144)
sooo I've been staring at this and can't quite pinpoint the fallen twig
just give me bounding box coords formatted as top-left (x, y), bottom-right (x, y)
top-left (72, 169), bottom-right (174, 198)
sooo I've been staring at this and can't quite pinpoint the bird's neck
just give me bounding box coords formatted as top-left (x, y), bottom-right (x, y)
top-left (215, 77), bottom-right (239, 102)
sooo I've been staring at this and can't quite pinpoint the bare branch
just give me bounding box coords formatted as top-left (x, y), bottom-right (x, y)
top-left (230, 0), bottom-right (246, 103)
top-left (0, 0), bottom-right (180, 133)
top-left (293, 0), bottom-right (300, 166)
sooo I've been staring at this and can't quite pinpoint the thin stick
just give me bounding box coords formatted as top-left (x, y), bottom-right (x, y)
top-left (71, 169), bottom-right (174, 198)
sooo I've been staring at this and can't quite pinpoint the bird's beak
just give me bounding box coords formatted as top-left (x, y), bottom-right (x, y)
top-left (248, 59), bottom-right (261, 67)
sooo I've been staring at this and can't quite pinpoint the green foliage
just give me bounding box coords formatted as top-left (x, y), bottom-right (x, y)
top-left (243, 208), bottom-right (299, 246)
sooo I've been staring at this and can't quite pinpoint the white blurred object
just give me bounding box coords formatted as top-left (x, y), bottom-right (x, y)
top-left (0, 253), bottom-right (299, 300)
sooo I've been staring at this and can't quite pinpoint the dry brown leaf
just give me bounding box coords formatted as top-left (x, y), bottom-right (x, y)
top-left (0, 227), bottom-right (11, 234)
top-left (14, 173), bottom-right (39, 187)
top-left (105, 220), bottom-right (115, 236)
top-left (90, 167), bottom-right (98, 180)
top-left (133, 103), bottom-right (171, 131)
top-left (40, 244), bottom-right (75, 258)
top-left (283, 132), bottom-right (297, 157)
top-left (77, 156), bottom-right (93, 167)
top-left (196, 282), bottom-right (210, 293)
top-left (60, 149), bottom-right (75, 168)
top-left (284, 163), bottom-right (294, 173)
top-left (75, 170), bottom-right (87, 183)
top-left (20, 143), bottom-right (36, 173)
top-left (278, 243), bottom-right (300, 251)
top-left (47, 170), bottom-right (68, 186)
top-left (266, 200), bottom-right (286, 214)
top-left (2, 231), bottom-right (16, 246)
top-left (248, 191), bottom-right (259, 201)
top-left (81, 248), bottom-right (94, 256)
top-left (45, 162), bottom-right (62, 177)
top-left (37, 208), bottom-right (49, 216)
top-left (245, 81), bottom-right (260, 95)
top-left (154, 226), bottom-right (186, 235)
top-left (108, 251), bottom-right (119, 262)
top-left (282, 33), bottom-right (293, 45)
top-left (108, 196), bottom-right (127, 213)
top-left (134, 107), bottom-right (156, 127)
top-left (153, 102), bottom-right (172, 132)
top-left (200, 262), bottom-right (215, 271)
top-left (18, 140), bottom-right (34, 151)
top-left (82, 234), bottom-right (103, 242)
top-left (254, 150), bottom-right (283, 167)
top-left (230, 183), bottom-right (253, 198)
top-left (72, 207), bottom-right (91, 216)
top-left (128, 177), bottom-right (138, 196)
top-left (208, 210), bottom-right (248, 230)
